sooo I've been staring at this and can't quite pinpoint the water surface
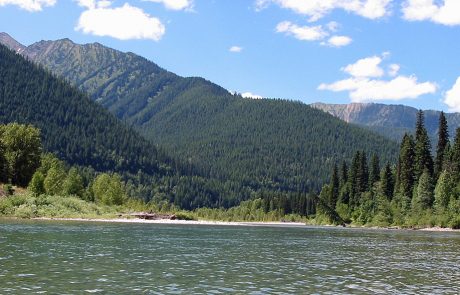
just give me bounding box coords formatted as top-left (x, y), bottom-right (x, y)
top-left (1, 219), bottom-right (459, 294)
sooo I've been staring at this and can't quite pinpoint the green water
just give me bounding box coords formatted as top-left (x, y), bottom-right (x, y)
top-left (0, 220), bottom-right (459, 294)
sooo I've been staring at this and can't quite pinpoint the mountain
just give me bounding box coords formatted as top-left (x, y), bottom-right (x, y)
top-left (311, 102), bottom-right (460, 143)
top-left (0, 42), bottom-right (176, 181)
top-left (0, 34), bottom-right (399, 194)
top-left (0, 32), bottom-right (25, 53)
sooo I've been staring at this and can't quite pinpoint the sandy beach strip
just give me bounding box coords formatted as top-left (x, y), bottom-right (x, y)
top-left (31, 217), bottom-right (308, 227)
top-left (23, 217), bottom-right (460, 231)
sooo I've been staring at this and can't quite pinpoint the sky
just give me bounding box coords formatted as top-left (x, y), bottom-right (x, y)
top-left (0, 0), bottom-right (459, 112)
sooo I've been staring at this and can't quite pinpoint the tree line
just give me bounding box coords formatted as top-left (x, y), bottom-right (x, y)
top-left (318, 110), bottom-right (460, 228)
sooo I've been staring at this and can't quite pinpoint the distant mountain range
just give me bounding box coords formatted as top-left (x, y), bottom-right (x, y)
top-left (311, 102), bottom-right (460, 143)
top-left (0, 32), bottom-right (398, 195)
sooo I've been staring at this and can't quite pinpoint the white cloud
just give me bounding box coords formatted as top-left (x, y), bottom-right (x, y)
top-left (0, 0), bottom-right (56, 11)
top-left (229, 46), bottom-right (243, 53)
top-left (402, 0), bottom-right (460, 26)
top-left (319, 76), bottom-right (436, 102)
top-left (258, 0), bottom-right (391, 21)
top-left (242, 92), bottom-right (263, 99)
top-left (319, 55), bottom-right (437, 102)
top-left (342, 56), bottom-right (384, 78)
top-left (325, 35), bottom-right (352, 47)
top-left (76, 2), bottom-right (165, 41)
top-left (145, 0), bottom-right (193, 11)
top-left (388, 63), bottom-right (400, 76)
top-left (276, 21), bottom-right (327, 41)
top-left (443, 77), bottom-right (460, 112)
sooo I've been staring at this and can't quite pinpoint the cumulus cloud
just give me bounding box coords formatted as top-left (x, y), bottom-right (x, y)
top-left (242, 92), bottom-right (263, 99)
top-left (275, 20), bottom-right (352, 47)
top-left (0, 0), bottom-right (56, 11)
top-left (276, 21), bottom-right (327, 41)
top-left (402, 0), bottom-right (460, 26)
top-left (443, 77), bottom-right (460, 112)
top-left (342, 56), bottom-right (384, 78)
top-left (76, 2), bottom-right (165, 41)
top-left (257, 0), bottom-right (391, 22)
top-left (229, 46), bottom-right (243, 53)
top-left (145, 0), bottom-right (193, 11)
top-left (324, 35), bottom-right (352, 47)
top-left (318, 55), bottom-right (437, 102)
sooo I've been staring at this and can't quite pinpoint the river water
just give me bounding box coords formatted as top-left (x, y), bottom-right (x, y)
top-left (0, 220), bottom-right (459, 294)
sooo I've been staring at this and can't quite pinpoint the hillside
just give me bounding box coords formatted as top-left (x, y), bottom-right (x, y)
top-left (0, 33), bottom-right (400, 193)
top-left (312, 102), bottom-right (460, 142)
top-left (0, 43), bottom-right (174, 181)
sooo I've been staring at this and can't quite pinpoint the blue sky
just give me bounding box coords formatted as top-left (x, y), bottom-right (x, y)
top-left (0, 0), bottom-right (460, 112)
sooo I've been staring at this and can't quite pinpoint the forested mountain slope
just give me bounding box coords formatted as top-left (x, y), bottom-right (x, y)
top-left (0, 43), bottom-right (170, 177)
top-left (0, 33), bottom-right (399, 193)
top-left (312, 102), bottom-right (460, 143)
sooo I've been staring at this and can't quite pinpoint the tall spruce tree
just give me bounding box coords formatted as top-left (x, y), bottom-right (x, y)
top-left (414, 110), bottom-right (434, 180)
top-left (357, 151), bottom-right (369, 193)
top-left (369, 154), bottom-right (380, 187)
top-left (397, 134), bottom-right (415, 199)
top-left (434, 111), bottom-right (449, 180)
top-left (450, 128), bottom-right (460, 177)
top-left (340, 161), bottom-right (348, 187)
top-left (380, 163), bottom-right (394, 200)
top-left (412, 169), bottom-right (434, 211)
top-left (329, 163), bottom-right (339, 209)
top-left (349, 151), bottom-right (361, 209)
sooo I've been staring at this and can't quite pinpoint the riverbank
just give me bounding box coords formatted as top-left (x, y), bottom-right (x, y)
top-left (26, 217), bottom-right (460, 232)
top-left (31, 217), bottom-right (307, 227)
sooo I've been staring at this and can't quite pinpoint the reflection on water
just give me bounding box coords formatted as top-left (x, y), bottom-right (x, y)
top-left (0, 220), bottom-right (459, 294)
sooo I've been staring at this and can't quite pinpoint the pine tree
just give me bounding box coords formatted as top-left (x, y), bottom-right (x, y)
top-left (434, 111), bottom-right (449, 180)
top-left (414, 110), bottom-right (433, 180)
top-left (380, 163), bottom-right (394, 200)
top-left (357, 151), bottom-right (369, 193)
top-left (434, 171), bottom-right (451, 212)
top-left (412, 169), bottom-right (434, 211)
top-left (369, 154), bottom-right (380, 187)
top-left (340, 160), bottom-right (348, 187)
top-left (450, 128), bottom-right (460, 177)
top-left (349, 151), bottom-right (360, 209)
top-left (329, 163), bottom-right (339, 209)
top-left (397, 134), bottom-right (415, 199)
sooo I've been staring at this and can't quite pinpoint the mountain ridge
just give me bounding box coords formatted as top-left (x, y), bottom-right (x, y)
top-left (311, 102), bottom-right (460, 142)
top-left (0, 33), bottom-right (399, 193)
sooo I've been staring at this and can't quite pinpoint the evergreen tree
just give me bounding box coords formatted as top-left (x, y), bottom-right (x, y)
top-left (434, 171), bottom-right (452, 212)
top-left (412, 169), bottom-right (434, 211)
top-left (397, 134), bottom-right (415, 200)
top-left (357, 151), bottom-right (369, 193)
top-left (340, 160), bottom-right (348, 188)
top-left (380, 163), bottom-right (394, 200)
top-left (450, 128), bottom-right (460, 177)
top-left (349, 151), bottom-right (360, 208)
top-left (329, 163), bottom-right (339, 209)
top-left (414, 110), bottom-right (433, 179)
top-left (434, 111), bottom-right (449, 180)
top-left (369, 154), bottom-right (380, 187)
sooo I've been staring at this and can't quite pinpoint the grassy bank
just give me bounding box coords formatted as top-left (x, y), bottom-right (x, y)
top-left (1, 191), bottom-right (458, 230)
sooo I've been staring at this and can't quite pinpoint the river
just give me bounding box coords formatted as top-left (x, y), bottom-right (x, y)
top-left (0, 219), bottom-right (459, 294)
